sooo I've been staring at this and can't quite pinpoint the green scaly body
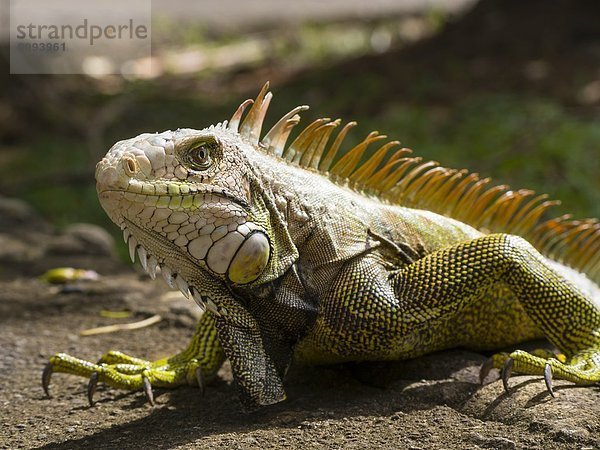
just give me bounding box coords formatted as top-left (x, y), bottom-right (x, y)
top-left (44, 83), bottom-right (600, 410)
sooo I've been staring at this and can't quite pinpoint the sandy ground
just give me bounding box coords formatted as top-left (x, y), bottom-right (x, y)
top-left (0, 199), bottom-right (598, 450)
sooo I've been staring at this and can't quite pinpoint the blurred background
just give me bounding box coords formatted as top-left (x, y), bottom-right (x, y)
top-left (1, 0), bottom-right (599, 260)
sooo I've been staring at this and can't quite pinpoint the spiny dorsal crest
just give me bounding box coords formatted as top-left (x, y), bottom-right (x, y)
top-left (228, 82), bottom-right (600, 283)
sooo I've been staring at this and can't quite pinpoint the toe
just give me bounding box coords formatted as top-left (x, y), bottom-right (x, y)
top-left (543, 363), bottom-right (555, 398)
top-left (501, 357), bottom-right (514, 394)
top-left (142, 376), bottom-right (155, 406)
top-left (87, 372), bottom-right (99, 406)
top-left (42, 363), bottom-right (53, 397)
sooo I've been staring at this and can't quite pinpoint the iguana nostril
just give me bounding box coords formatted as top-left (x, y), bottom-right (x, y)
top-left (123, 157), bottom-right (138, 176)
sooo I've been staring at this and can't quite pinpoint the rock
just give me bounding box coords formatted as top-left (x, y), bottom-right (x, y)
top-left (46, 223), bottom-right (116, 257)
top-left (0, 196), bottom-right (52, 234)
top-left (0, 197), bottom-right (55, 274)
top-left (0, 197), bottom-right (124, 277)
top-left (468, 432), bottom-right (516, 449)
top-left (0, 233), bottom-right (41, 264)
top-left (551, 428), bottom-right (590, 443)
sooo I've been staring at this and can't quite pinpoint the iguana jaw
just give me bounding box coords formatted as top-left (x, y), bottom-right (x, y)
top-left (98, 184), bottom-right (271, 299)
top-left (122, 217), bottom-right (227, 316)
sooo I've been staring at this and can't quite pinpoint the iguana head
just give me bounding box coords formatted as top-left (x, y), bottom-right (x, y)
top-left (95, 83), bottom-right (303, 315)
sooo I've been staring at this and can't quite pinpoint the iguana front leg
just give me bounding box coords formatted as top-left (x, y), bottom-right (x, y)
top-left (43, 312), bottom-right (225, 405)
top-left (44, 293), bottom-right (291, 409)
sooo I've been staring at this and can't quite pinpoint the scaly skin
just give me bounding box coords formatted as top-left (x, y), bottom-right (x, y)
top-left (44, 83), bottom-right (600, 410)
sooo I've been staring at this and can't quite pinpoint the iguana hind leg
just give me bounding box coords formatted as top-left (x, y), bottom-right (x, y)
top-left (43, 313), bottom-right (225, 405)
top-left (299, 233), bottom-right (599, 393)
top-left (392, 233), bottom-right (600, 392)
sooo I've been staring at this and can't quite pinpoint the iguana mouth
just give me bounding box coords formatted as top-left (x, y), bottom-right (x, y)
top-left (98, 184), bottom-right (251, 212)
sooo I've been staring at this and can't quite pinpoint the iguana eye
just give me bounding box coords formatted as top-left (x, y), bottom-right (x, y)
top-left (187, 140), bottom-right (218, 171)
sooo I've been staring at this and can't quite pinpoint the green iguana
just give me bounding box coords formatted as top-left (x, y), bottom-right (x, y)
top-left (43, 83), bottom-right (600, 410)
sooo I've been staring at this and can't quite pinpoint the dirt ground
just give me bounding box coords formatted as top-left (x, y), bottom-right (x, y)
top-left (0, 198), bottom-right (599, 450)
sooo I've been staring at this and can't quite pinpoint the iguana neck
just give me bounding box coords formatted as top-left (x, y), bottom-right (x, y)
top-left (247, 150), bottom-right (320, 250)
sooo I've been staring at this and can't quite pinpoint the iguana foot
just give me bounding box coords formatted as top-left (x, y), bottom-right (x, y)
top-left (479, 348), bottom-right (600, 397)
top-left (42, 314), bottom-right (225, 406)
top-left (43, 350), bottom-right (206, 406)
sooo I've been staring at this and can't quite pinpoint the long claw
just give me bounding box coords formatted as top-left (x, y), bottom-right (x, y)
top-left (501, 357), bottom-right (514, 394)
top-left (42, 363), bottom-right (53, 397)
top-left (142, 376), bottom-right (155, 406)
top-left (544, 363), bottom-right (556, 398)
top-left (195, 367), bottom-right (205, 396)
top-left (87, 372), bottom-right (99, 406)
top-left (479, 358), bottom-right (494, 384)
